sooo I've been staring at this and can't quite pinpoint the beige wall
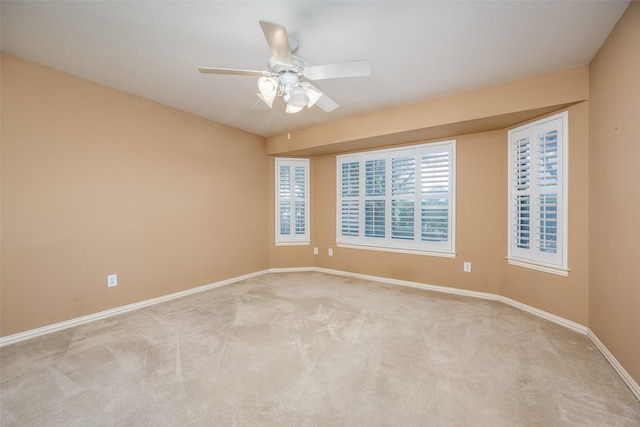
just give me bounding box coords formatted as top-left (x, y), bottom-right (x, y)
top-left (1, 54), bottom-right (269, 336)
top-left (589, 1), bottom-right (640, 384)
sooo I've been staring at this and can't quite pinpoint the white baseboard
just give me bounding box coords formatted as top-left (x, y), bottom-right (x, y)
top-left (0, 269), bottom-right (269, 348)
top-left (313, 267), bottom-right (588, 334)
top-left (1, 266), bottom-right (637, 401)
top-left (268, 267), bottom-right (313, 274)
top-left (587, 329), bottom-right (640, 400)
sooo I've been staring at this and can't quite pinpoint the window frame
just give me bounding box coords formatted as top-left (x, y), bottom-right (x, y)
top-left (336, 140), bottom-right (456, 257)
top-left (507, 111), bottom-right (569, 276)
top-left (275, 158), bottom-right (310, 246)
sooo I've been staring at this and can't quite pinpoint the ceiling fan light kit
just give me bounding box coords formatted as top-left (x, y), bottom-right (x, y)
top-left (199, 21), bottom-right (371, 114)
top-left (257, 76), bottom-right (278, 107)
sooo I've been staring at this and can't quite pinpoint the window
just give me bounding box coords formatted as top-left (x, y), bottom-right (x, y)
top-left (275, 158), bottom-right (309, 245)
top-left (337, 140), bottom-right (456, 256)
top-left (507, 112), bottom-right (568, 275)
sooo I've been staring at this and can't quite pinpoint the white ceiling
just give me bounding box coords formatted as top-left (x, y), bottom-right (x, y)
top-left (1, 1), bottom-right (629, 138)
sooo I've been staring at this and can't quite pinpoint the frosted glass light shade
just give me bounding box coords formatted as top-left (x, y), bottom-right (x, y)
top-left (285, 104), bottom-right (304, 114)
top-left (303, 83), bottom-right (323, 107)
top-left (289, 86), bottom-right (309, 108)
top-left (258, 76), bottom-right (278, 96)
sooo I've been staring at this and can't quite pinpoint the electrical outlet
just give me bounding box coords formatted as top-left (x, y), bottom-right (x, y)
top-left (313, 247), bottom-right (318, 255)
top-left (107, 274), bottom-right (118, 287)
top-left (328, 248), bottom-right (333, 256)
top-left (463, 262), bottom-right (472, 273)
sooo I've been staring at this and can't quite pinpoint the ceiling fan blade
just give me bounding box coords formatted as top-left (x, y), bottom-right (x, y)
top-left (315, 93), bottom-right (339, 112)
top-left (303, 59), bottom-right (372, 81)
top-left (259, 21), bottom-right (292, 64)
top-left (251, 99), bottom-right (270, 110)
top-left (198, 67), bottom-right (266, 77)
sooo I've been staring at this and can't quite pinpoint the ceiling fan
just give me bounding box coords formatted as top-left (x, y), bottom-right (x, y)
top-left (199, 21), bottom-right (372, 114)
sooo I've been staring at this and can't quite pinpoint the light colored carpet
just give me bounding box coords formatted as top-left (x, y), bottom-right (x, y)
top-left (1, 271), bottom-right (639, 426)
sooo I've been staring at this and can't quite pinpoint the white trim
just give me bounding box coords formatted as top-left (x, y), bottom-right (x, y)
top-left (588, 330), bottom-right (640, 401)
top-left (506, 257), bottom-right (570, 277)
top-left (0, 270), bottom-right (269, 348)
top-left (336, 243), bottom-right (456, 258)
top-left (275, 158), bottom-right (310, 244)
top-left (267, 267), bottom-right (313, 274)
top-left (275, 241), bottom-right (310, 246)
top-left (1, 267), bottom-right (637, 401)
top-left (311, 267), bottom-right (586, 334)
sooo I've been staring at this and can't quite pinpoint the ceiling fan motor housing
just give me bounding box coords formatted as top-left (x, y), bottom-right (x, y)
top-left (278, 72), bottom-right (300, 102)
top-left (268, 56), bottom-right (307, 76)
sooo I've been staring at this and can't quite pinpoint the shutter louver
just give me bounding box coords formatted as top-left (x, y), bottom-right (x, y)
top-left (341, 162), bottom-right (359, 197)
top-left (365, 200), bottom-right (385, 238)
top-left (295, 201), bottom-right (305, 235)
top-left (421, 201), bottom-right (449, 242)
top-left (341, 201), bottom-right (359, 236)
top-left (514, 195), bottom-right (530, 249)
top-left (538, 130), bottom-right (558, 188)
top-left (294, 166), bottom-right (305, 198)
top-left (537, 194), bottom-right (558, 253)
top-left (421, 152), bottom-right (450, 193)
top-left (515, 137), bottom-right (531, 190)
top-left (365, 159), bottom-right (385, 196)
top-left (279, 201), bottom-right (290, 235)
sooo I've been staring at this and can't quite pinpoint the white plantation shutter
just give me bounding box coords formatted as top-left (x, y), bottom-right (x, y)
top-left (391, 156), bottom-right (415, 240)
top-left (508, 112), bottom-right (568, 274)
top-left (294, 166), bottom-right (306, 235)
top-left (276, 158), bottom-right (309, 244)
top-left (340, 161), bottom-right (359, 236)
top-left (537, 130), bottom-right (559, 260)
top-left (365, 159), bottom-right (386, 238)
top-left (278, 165), bottom-right (291, 235)
top-left (421, 151), bottom-right (450, 244)
top-left (337, 140), bottom-right (455, 256)
top-left (511, 134), bottom-right (532, 257)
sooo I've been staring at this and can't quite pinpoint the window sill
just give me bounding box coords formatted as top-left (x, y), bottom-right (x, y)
top-left (275, 241), bottom-right (310, 246)
top-left (506, 257), bottom-right (569, 277)
top-left (337, 243), bottom-right (456, 258)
